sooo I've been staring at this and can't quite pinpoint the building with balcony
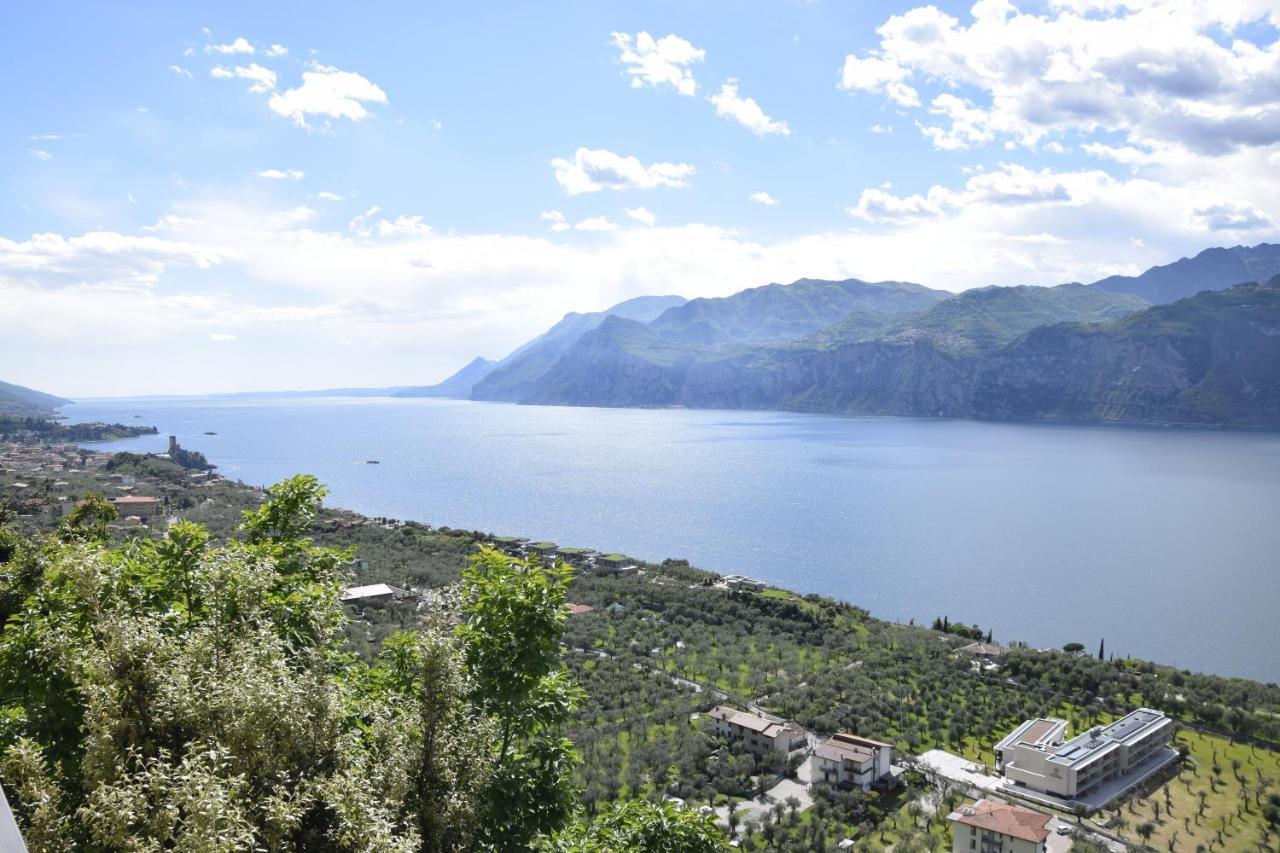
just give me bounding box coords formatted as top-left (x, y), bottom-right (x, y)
top-left (995, 708), bottom-right (1173, 801)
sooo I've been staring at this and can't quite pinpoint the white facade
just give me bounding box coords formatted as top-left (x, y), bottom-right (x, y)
top-left (707, 706), bottom-right (803, 755)
top-left (813, 733), bottom-right (894, 791)
top-left (947, 799), bottom-right (1050, 853)
top-left (995, 708), bottom-right (1173, 800)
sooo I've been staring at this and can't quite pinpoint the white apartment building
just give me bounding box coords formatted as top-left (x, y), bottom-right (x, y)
top-left (995, 708), bottom-right (1173, 800)
top-left (813, 732), bottom-right (894, 791)
top-left (947, 799), bottom-right (1051, 853)
top-left (707, 706), bottom-right (804, 756)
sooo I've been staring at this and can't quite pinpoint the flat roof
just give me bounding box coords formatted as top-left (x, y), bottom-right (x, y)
top-left (996, 718), bottom-right (1067, 752)
top-left (1049, 708), bottom-right (1170, 768)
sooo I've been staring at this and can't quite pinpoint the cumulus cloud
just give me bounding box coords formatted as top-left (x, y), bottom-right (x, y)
top-left (840, 54), bottom-right (919, 107)
top-left (838, 1), bottom-right (1280, 155)
top-left (314, 191), bottom-right (343, 202)
top-left (29, 149), bottom-right (52, 161)
top-left (540, 210), bottom-right (571, 232)
top-left (256, 168), bottom-right (304, 180)
top-left (211, 63), bottom-right (277, 94)
top-left (551, 148), bottom-right (695, 195)
top-left (1193, 201), bottom-right (1273, 231)
top-left (262, 44), bottom-right (288, 58)
top-left (0, 230), bottom-right (226, 291)
top-left (849, 163), bottom-right (1081, 222)
top-left (750, 192), bottom-right (779, 206)
top-left (611, 31), bottom-right (704, 96)
top-left (376, 215), bottom-right (433, 238)
top-left (574, 216), bottom-right (619, 232)
top-left (708, 79), bottom-right (790, 137)
top-left (205, 37), bottom-right (255, 55)
top-left (869, 123), bottom-right (893, 134)
top-left (169, 65), bottom-right (193, 79)
top-left (268, 65), bottom-right (388, 127)
top-left (625, 206), bottom-right (656, 226)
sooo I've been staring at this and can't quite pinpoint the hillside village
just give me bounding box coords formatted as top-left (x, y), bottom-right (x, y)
top-left (2, 437), bottom-right (1279, 851)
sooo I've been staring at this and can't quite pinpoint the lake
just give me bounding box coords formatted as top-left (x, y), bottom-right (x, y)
top-left (68, 395), bottom-right (1280, 682)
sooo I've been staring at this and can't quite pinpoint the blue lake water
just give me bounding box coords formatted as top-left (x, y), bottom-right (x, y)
top-left (68, 396), bottom-right (1280, 682)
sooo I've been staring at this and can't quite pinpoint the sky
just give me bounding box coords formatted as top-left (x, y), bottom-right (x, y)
top-left (2, 0), bottom-right (1279, 397)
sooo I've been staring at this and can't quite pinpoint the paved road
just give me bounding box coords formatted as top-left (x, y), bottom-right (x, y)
top-left (713, 755), bottom-right (816, 829)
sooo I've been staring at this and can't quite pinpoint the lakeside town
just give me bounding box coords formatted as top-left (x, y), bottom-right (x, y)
top-left (3, 434), bottom-right (1277, 851)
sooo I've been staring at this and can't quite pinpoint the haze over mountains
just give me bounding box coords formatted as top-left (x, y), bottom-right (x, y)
top-left (0, 380), bottom-right (69, 417)
top-left (417, 243), bottom-right (1280, 427)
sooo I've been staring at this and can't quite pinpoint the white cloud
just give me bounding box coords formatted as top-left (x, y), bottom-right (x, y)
top-left (376, 215), bottom-right (433, 238)
top-left (314, 191), bottom-right (343, 202)
top-left (869, 123), bottom-right (893, 134)
top-left (708, 79), bottom-right (790, 137)
top-left (268, 65), bottom-right (388, 128)
top-left (262, 44), bottom-right (288, 58)
top-left (169, 65), bottom-right (193, 79)
top-left (838, 2), bottom-right (1280, 155)
top-left (270, 206), bottom-right (316, 226)
top-left (849, 163), bottom-right (1079, 222)
top-left (209, 332), bottom-right (237, 342)
top-left (574, 216), bottom-right (618, 232)
top-left (540, 210), bottom-right (571, 232)
top-left (0, 230), bottom-right (226, 291)
top-left (205, 37), bottom-right (255, 55)
top-left (29, 149), bottom-right (52, 161)
top-left (625, 206), bottom-right (656, 226)
top-left (28, 133), bottom-right (61, 141)
top-left (611, 31), bottom-right (704, 96)
top-left (256, 168), bottom-right (304, 180)
top-left (1193, 201), bottom-right (1273, 232)
top-left (551, 148), bottom-right (695, 195)
top-left (211, 63), bottom-right (277, 94)
top-left (840, 54), bottom-right (919, 107)
top-left (749, 192), bottom-right (779, 206)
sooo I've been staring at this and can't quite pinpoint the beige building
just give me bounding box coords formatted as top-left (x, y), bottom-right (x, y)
top-left (109, 495), bottom-right (162, 519)
top-left (947, 799), bottom-right (1051, 853)
top-left (707, 706), bottom-right (804, 756)
top-left (995, 708), bottom-right (1173, 800)
top-left (814, 732), bottom-right (894, 791)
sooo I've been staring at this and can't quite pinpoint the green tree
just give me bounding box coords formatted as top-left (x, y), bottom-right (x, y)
top-left (544, 800), bottom-right (724, 852)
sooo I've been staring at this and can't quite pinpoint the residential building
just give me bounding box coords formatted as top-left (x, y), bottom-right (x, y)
top-left (527, 541), bottom-right (559, 558)
top-left (814, 733), bottom-right (894, 791)
top-left (109, 495), bottom-right (162, 519)
top-left (707, 706), bottom-right (804, 755)
top-left (596, 553), bottom-right (633, 569)
top-left (340, 583), bottom-right (412, 605)
top-left (555, 547), bottom-right (597, 567)
top-left (722, 574), bottom-right (766, 591)
top-left (946, 799), bottom-right (1051, 853)
top-left (957, 642), bottom-right (1006, 658)
top-left (995, 708), bottom-right (1173, 800)
top-left (490, 536), bottom-right (528, 556)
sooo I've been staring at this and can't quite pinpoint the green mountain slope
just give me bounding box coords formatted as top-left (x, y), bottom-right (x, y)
top-left (470, 294), bottom-right (686, 401)
top-left (1089, 243), bottom-right (1280, 304)
top-left (0, 379), bottom-right (69, 416)
top-left (648, 277), bottom-right (947, 347)
top-left (972, 276), bottom-right (1280, 425)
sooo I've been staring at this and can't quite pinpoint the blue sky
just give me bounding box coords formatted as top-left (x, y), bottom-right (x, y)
top-left (2, 0), bottom-right (1278, 396)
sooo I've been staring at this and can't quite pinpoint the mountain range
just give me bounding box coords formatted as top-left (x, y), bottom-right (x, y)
top-left (0, 379), bottom-right (68, 417)
top-left (422, 243), bottom-right (1280, 428)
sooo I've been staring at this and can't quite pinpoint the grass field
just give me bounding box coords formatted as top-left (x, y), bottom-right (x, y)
top-left (1108, 728), bottom-right (1279, 851)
